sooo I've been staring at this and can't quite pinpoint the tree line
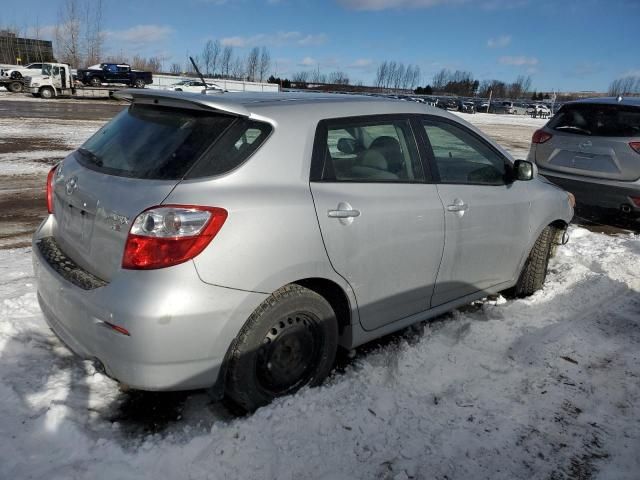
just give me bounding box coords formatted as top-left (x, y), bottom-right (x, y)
top-left (609, 75), bottom-right (640, 96)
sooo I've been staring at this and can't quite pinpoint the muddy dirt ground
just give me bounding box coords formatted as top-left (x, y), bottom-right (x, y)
top-left (0, 97), bottom-right (124, 249)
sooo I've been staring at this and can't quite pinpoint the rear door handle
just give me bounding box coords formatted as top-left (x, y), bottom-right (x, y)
top-left (446, 198), bottom-right (468, 216)
top-left (446, 204), bottom-right (468, 212)
top-left (328, 209), bottom-right (360, 218)
top-left (328, 202), bottom-right (360, 225)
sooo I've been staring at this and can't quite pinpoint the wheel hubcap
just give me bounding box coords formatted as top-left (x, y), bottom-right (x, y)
top-left (256, 313), bottom-right (322, 395)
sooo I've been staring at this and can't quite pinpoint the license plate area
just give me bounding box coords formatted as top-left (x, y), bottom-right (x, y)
top-left (58, 202), bottom-right (95, 251)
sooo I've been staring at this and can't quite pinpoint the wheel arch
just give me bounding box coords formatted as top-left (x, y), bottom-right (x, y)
top-left (293, 277), bottom-right (353, 346)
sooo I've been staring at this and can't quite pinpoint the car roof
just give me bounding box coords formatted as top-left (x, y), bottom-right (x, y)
top-left (566, 96), bottom-right (640, 107)
top-left (115, 89), bottom-right (440, 119)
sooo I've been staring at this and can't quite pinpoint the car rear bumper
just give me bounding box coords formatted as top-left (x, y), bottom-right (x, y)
top-left (538, 169), bottom-right (640, 213)
top-left (33, 216), bottom-right (268, 391)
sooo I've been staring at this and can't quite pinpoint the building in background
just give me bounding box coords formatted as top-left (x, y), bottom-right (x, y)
top-left (0, 30), bottom-right (54, 65)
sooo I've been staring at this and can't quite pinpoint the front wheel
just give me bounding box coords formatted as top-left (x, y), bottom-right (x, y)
top-left (513, 226), bottom-right (556, 297)
top-left (225, 284), bottom-right (338, 412)
top-left (39, 87), bottom-right (55, 99)
top-left (89, 77), bottom-right (102, 87)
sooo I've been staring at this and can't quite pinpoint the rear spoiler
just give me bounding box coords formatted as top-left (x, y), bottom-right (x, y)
top-left (114, 89), bottom-right (251, 117)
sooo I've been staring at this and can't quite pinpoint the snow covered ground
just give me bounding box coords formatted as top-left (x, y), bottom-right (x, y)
top-left (1, 96), bottom-right (639, 479)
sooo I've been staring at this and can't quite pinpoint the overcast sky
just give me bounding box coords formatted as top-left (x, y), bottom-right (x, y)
top-left (5, 0), bottom-right (640, 92)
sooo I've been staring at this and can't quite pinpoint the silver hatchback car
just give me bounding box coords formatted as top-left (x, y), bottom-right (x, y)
top-left (33, 91), bottom-right (573, 411)
top-left (528, 97), bottom-right (640, 220)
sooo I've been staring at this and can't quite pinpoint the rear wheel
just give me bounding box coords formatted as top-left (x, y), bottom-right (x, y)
top-left (225, 284), bottom-right (338, 412)
top-left (39, 87), bottom-right (55, 99)
top-left (134, 78), bottom-right (145, 88)
top-left (513, 226), bottom-right (556, 297)
top-left (89, 77), bottom-right (102, 87)
top-left (7, 81), bottom-right (23, 93)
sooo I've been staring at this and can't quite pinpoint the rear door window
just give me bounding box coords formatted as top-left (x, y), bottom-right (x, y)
top-left (78, 104), bottom-right (272, 180)
top-left (314, 117), bottom-right (425, 182)
top-left (549, 103), bottom-right (640, 137)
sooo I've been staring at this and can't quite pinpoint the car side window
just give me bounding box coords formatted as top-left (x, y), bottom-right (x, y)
top-left (321, 119), bottom-right (424, 182)
top-left (422, 119), bottom-right (507, 185)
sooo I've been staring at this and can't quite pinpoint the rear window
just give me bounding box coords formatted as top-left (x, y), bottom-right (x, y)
top-left (78, 104), bottom-right (272, 179)
top-left (548, 103), bottom-right (640, 137)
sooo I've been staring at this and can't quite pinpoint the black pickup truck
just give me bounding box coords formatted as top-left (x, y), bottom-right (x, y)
top-left (75, 63), bottom-right (153, 88)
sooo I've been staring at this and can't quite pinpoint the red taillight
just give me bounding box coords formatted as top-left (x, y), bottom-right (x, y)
top-left (532, 129), bottom-right (553, 144)
top-left (630, 196), bottom-right (640, 208)
top-left (46, 164), bottom-right (58, 214)
top-left (122, 205), bottom-right (227, 270)
top-left (630, 142), bottom-right (640, 154)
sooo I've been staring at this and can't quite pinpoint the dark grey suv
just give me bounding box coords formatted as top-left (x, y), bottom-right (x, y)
top-left (528, 97), bottom-right (640, 220)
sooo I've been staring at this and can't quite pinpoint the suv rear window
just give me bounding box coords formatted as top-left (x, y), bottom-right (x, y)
top-left (78, 104), bottom-right (272, 180)
top-left (548, 103), bottom-right (640, 137)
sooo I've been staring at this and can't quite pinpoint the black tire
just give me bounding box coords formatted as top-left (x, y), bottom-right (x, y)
top-left (134, 78), bottom-right (145, 88)
top-left (514, 226), bottom-right (555, 297)
top-left (39, 87), bottom-right (55, 99)
top-left (225, 284), bottom-right (338, 412)
top-left (7, 81), bottom-right (23, 93)
top-left (89, 77), bottom-right (102, 87)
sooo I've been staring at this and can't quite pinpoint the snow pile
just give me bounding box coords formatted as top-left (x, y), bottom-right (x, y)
top-left (0, 226), bottom-right (639, 479)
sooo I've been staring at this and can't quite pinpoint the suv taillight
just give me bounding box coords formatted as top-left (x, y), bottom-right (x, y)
top-left (532, 129), bottom-right (553, 144)
top-left (46, 164), bottom-right (58, 214)
top-left (122, 205), bottom-right (228, 270)
top-left (630, 142), bottom-right (640, 154)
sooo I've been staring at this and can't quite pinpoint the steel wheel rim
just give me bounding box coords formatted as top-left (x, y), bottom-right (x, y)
top-left (256, 312), bottom-right (323, 395)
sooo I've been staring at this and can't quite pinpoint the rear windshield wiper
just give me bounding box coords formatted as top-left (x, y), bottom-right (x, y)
top-left (77, 147), bottom-right (103, 167)
top-left (554, 125), bottom-right (592, 135)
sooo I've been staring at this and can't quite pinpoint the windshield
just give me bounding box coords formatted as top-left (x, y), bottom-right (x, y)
top-left (78, 104), bottom-right (272, 179)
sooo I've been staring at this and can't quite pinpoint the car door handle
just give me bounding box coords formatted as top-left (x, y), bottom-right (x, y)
top-left (446, 204), bottom-right (468, 212)
top-left (446, 198), bottom-right (468, 215)
top-left (328, 209), bottom-right (360, 218)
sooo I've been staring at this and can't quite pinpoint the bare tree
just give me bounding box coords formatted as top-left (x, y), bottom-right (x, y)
top-left (609, 75), bottom-right (640, 95)
top-left (83, 0), bottom-right (103, 66)
top-left (245, 46), bottom-right (259, 82)
top-left (202, 40), bottom-right (215, 76)
top-left (258, 46), bottom-right (271, 82)
top-left (292, 71), bottom-right (309, 83)
top-left (231, 55), bottom-right (244, 79)
top-left (55, 0), bottom-right (82, 66)
top-left (328, 71), bottom-right (349, 85)
top-left (146, 56), bottom-right (162, 73)
top-left (375, 61), bottom-right (388, 89)
top-left (221, 45), bottom-right (233, 78)
top-left (170, 63), bottom-right (181, 75)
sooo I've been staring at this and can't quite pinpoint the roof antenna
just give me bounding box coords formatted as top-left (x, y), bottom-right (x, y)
top-left (189, 56), bottom-right (218, 95)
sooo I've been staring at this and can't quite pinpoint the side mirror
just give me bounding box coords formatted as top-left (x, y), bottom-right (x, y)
top-left (513, 160), bottom-right (534, 181)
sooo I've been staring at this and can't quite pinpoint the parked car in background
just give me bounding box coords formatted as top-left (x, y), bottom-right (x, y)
top-left (528, 97), bottom-right (640, 220)
top-left (475, 101), bottom-right (490, 113)
top-left (168, 79), bottom-right (225, 93)
top-left (527, 104), bottom-right (551, 118)
top-left (436, 97), bottom-right (458, 110)
top-left (458, 100), bottom-right (475, 113)
top-left (76, 63), bottom-right (153, 88)
top-left (33, 91), bottom-right (573, 413)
